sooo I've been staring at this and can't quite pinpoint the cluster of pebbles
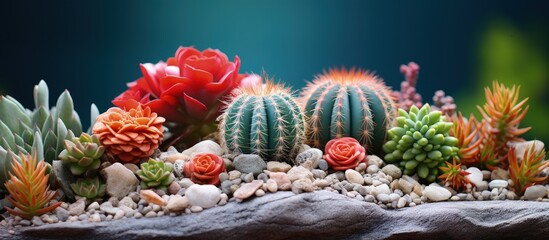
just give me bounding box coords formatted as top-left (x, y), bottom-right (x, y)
top-left (2, 140), bottom-right (549, 232)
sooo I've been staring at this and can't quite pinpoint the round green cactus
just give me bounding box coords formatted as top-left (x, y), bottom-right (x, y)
top-left (136, 158), bottom-right (175, 191)
top-left (299, 68), bottom-right (397, 155)
top-left (70, 177), bottom-right (106, 200)
top-left (219, 81), bottom-right (306, 163)
top-left (59, 133), bottom-right (104, 177)
top-left (383, 104), bottom-right (459, 182)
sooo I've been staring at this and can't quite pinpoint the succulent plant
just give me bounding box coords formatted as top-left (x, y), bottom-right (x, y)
top-left (220, 80), bottom-right (306, 162)
top-left (383, 104), bottom-right (459, 182)
top-left (508, 144), bottom-right (549, 196)
top-left (136, 158), bottom-right (175, 191)
top-left (58, 133), bottom-right (104, 177)
top-left (394, 62), bottom-right (423, 111)
top-left (477, 81), bottom-right (530, 160)
top-left (438, 158), bottom-right (471, 191)
top-left (299, 68), bottom-right (397, 155)
top-left (0, 80), bottom-right (98, 189)
top-left (70, 177), bottom-right (106, 200)
top-left (450, 113), bottom-right (482, 167)
top-left (93, 105), bottom-right (165, 164)
top-left (4, 151), bottom-right (61, 219)
top-left (112, 46), bottom-right (249, 150)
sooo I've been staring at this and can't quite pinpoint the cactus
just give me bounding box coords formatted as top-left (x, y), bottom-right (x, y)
top-left (136, 158), bottom-right (175, 191)
top-left (219, 81), bottom-right (306, 162)
top-left (299, 68), bottom-right (397, 154)
top-left (70, 177), bottom-right (106, 200)
top-left (58, 133), bottom-right (104, 177)
top-left (0, 80), bottom-right (97, 189)
top-left (383, 104), bottom-right (459, 182)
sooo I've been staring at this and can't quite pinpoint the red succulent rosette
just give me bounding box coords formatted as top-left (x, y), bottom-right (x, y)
top-left (184, 153), bottom-right (225, 185)
top-left (323, 137), bottom-right (367, 171)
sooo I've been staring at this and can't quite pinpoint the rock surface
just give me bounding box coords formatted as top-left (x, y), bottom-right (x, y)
top-left (3, 191), bottom-right (548, 239)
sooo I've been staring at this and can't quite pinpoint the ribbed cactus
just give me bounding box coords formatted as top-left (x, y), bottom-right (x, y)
top-left (299, 68), bottom-right (397, 154)
top-left (383, 104), bottom-right (459, 182)
top-left (219, 81), bottom-right (306, 162)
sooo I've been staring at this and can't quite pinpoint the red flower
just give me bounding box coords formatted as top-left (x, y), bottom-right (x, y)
top-left (113, 47), bottom-right (242, 123)
top-left (324, 137), bottom-right (367, 171)
top-left (184, 153), bottom-right (225, 185)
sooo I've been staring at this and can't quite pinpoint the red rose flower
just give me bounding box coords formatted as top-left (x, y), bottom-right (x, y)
top-left (184, 153), bottom-right (225, 185)
top-left (324, 137), bottom-right (367, 171)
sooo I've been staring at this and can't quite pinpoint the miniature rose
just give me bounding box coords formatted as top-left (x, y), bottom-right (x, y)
top-left (184, 153), bottom-right (225, 185)
top-left (323, 137), bottom-right (367, 171)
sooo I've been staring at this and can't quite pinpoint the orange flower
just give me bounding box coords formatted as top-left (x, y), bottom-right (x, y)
top-left (324, 137), bottom-right (367, 171)
top-left (93, 105), bottom-right (165, 163)
top-left (184, 153), bottom-right (225, 185)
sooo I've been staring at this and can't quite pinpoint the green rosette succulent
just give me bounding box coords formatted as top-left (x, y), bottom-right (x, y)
top-left (70, 177), bottom-right (106, 200)
top-left (136, 158), bottom-right (175, 191)
top-left (383, 104), bottom-right (459, 182)
top-left (59, 133), bottom-right (104, 177)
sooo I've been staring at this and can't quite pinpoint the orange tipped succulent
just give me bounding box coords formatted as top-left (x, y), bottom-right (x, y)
top-left (477, 81), bottom-right (530, 159)
top-left (93, 104), bottom-right (165, 163)
top-left (508, 145), bottom-right (549, 196)
top-left (438, 158), bottom-right (471, 191)
top-left (450, 113), bottom-right (482, 166)
top-left (4, 152), bottom-right (62, 219)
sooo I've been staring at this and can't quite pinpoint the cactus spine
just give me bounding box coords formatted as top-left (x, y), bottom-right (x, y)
top-left (300, 68), bottom-right (397, 154)
top-left (219, 81), bottom-right (306, 163)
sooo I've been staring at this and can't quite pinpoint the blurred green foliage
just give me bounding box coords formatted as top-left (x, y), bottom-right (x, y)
top-left (457, 19), bottom-right (549, 144)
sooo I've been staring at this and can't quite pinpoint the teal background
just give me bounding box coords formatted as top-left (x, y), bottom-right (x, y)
top-left (1, 0), bottom-right (548, 142)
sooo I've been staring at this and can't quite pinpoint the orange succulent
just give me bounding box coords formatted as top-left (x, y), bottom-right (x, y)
top-left (93, 104), bottom-right (165, 163)
top-left (184, 153), bottom-right (225, 185)
top-left (508, 145), bottom-right (549, 196)
top-left (450, 113), bottom-right (482, 166)
top-left (4, 152), bottom-right (61, 219)
top-left (438, 158), bottom-right (471, 191)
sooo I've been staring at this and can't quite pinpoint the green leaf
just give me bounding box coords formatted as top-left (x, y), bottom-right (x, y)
top-left (33, 80), bottom-right (49, 109)
top-left (88, 104), bottom-right (99, 134)
top-left (56, 90), bottom-right (74, 125)
top-left (0, 96), bottom-right (31, 133)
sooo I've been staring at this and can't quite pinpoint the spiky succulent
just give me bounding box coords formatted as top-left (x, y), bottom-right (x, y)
top-left (58, 133), bottom-right (104, 177)
top-left (4, 151), bottom-right (61, 219)
top-left (450, 113), bottom-right (482, 166)
top-left (136, 158), bottom-right (175, 191)
top-left (438, 158), bottom-right (471, 191)
top-left (70, 177), bottom-right (106, 200)
top-left (220, 80), bottom-right (306, 162)
top-left (0, 80), bottom-right (98, 189)
top-left (299, 68), bottom-right (397, 154)
top-left (508, 144), bottom-right (549, 196)
top-left (383, 104), bottom-right (459, 182)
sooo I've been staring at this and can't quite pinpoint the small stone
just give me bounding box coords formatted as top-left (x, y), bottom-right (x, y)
top-left (166, 195), bottom-right (189, 212)
top-left (313, 179), bottom-right (329, 188)
top-left (123, 163), bottom-right (139, 174)
top-left (266, 179), bottom-right (278, 192)
top-left (140, 190), bottom-right (167, 206)
top-left (397, 179), bottom-right (412, 194)
top-left (255, 189), bottom-right (266, 197)
top-left (424, 186), bottom-right (452, 202)
top-left (233, 154), bottom-right (267, 175)
top-left (364, 195), bottom-right (376, 202)
top-left (269, 172), bottom-right (292, 190)
top-left (186, 184), bottom-right (221, 208)
top-left (145, 211), bottom-right (157, 218)
top-left (381, 164), bottom-right (402, 179)
top-left (221, 180), bottom-right (232, 194)
top-left (318, 159), bottom-right (329, 171)
top-left (119, 196), bottom-right (137, 209)
top-left (489, 180), bottom-right (509, 189)
top-left (311, 169), bottom-right (326, 179)
top-left (114, 210), bottom-right (125, 220)
top-left (475, 181), bottom-right (489, 191)
top-left (481, 190), bottom-right (491, 200)
top-left (291, 179), bottom-right (314, 194)
top-left (345, 169), bottom-right (364, 185)
top-left (397, 197), bottom-right (407, 208)
top-left (243, 172), bottom-right (254, 183)
top-left (228, 170), bottom-right (241, 180)
top-left (179, 178), bottom-right (195, 188)
top-left (372, 180), bottom-right (382, 187)
top-left (523, 185), bottom-right (547, 200)
top-left (55, 207), bottom-right (69, 222)
top-left (173, 160), bottom-right (185, 178)
top-left (234, 180), bottom-right (264, 200)
top-left (367, 155), bottom-right (384, 167)
top-left (68, 199), bottom-right (86, 216)
top-left (507, 191), bottom-right (518, 200)
top-left (19, 219), bottom-right (31, 226)
top-left (287, 166), bottom-right (314, 182)
top-left (491, 168), bottom-right (510, 181)
top-left (231, 178), bottom-right (242, 185)
top-left (481, 170), bottom-right (491, 180)
top-left (87, 201), bottom-right (100, 211)
top-left (181, 140), bottom-right (223, 158)
top-left (90, 213), bottom-right (101, 222)
top-left (366, 165), bottom-right (379, 174)
top-left (101, 163), bottom-right (139, 199)
top-left (376, 193), bottom-right (390, 202)
top-left (373, 184), bottom-right (391, 196)
top-left (190, 206), bottom-right (203, 213)
top-left (267, 161), bottom-right (292, 172)
top-left (257, 173), bottom-right (269, 183)
top-left (31, 216), bottom-right (44, 226)
top-left (294, 148), bottom-right (323, 169)
top-left (159, 146), bottom-right (189, 163)
top-left (168, 181), bottom-right (182, 195)
top-left (450, 196), bottom-right (460, 201)
top-left (464, 167), bottom-right (484, 187)
top-left (389, 193), bottom-right (400, 202)
top-left (355, 163), bottom-right (367, 173)
top-left (218, 172), bottom-right (230, 182)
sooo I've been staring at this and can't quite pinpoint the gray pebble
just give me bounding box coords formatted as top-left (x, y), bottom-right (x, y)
top-left (456, 193), bottom-right (467, 200)
top-left (78, 214), bottom-right (89, 221)
top-left (221, 180), bottom-right (232, 194)
top-left (55, 208), bottom-right (70, 222)
top-left (312, 169), bottom-right (326, 179)
top-left (335, 172), bottom-right (345, 181)
top-left (177, 188), bottom-right (186, 196)
top-left (366, 165), bottom-right (379, 174)
top-left (364, 195), bottom-right (376, 202)
top-left (19, 220), bottom-right (31, 226)
top-left (145, 211), bottom-right (157, 218)
top-left (105, 215), bottom-right (113, 221)
top-left (141, 206), bottom-right (152, 215)
top-left (157, 211), bottom-right (165, 217)
top-left (318, 159), bottom-right (329, 171)
top-left (31, 216), bottom-right (44, 226)
top-left (257, 173), bottom-right (269, 183)
top-left (218, 172), bottom-right (229, 182)
top-left (231, 178), bottom-right (242, 185)
top-left (377, 193), bottom-right (390, 203)
top-left (389, 193), bottom-right (400, 202)
top-left (466, 194), bottom-right (475, 201)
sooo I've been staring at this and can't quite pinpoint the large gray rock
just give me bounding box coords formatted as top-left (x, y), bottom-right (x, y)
top-left (2, 191), bottom-right (549, 239)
